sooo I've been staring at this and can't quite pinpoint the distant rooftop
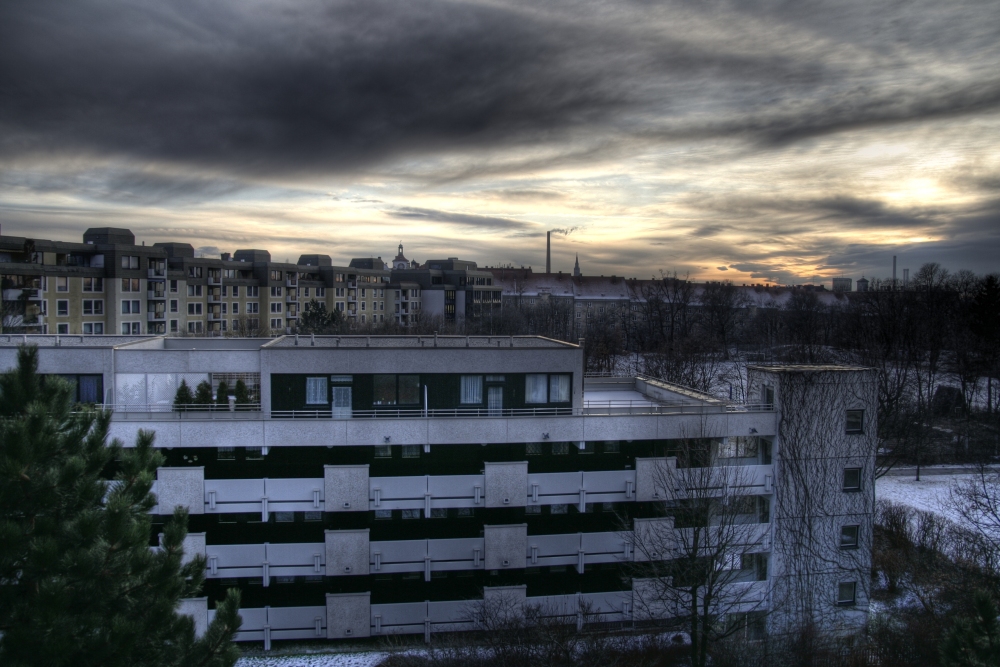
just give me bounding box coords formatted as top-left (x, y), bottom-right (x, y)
top-left (749, 364), bottom-right (871, 373)
top-left (266, 335), bottom-right (576, 349)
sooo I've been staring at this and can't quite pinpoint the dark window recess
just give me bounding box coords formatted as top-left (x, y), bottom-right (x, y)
top-left (843, 468), bottom-right (862, 491)
top-left (846, 410), bottom-right (864, 434)
top-left (373, 375), bottom-right (396, 405)
top-left (399, 375), bottom-right (420, 404)
top-left (373, 374), bottom-right (421, 406)
top-left (840, 525), bottom-right (859, 549)
top-left (55, 374), bottom-right (103, 404)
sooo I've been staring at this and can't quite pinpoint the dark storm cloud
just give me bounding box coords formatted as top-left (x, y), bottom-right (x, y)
top-left (0, 0), bottom-right (633, 177)
top-left (386, 207), bottom-right (534, 232)
top-left (5, 0), bottom-right (977, 182)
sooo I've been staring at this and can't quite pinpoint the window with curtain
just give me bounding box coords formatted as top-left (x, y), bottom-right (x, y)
top-left (460, 375), bottom-right (483, 404)
top-left (525, 374), bottom-right (548, 403)
top-left (77, 375), bottom-right (102, 404)
top-left (549, 374), bottom-right (571, 402)
top-left (305, 377), bottom-right (327, 404)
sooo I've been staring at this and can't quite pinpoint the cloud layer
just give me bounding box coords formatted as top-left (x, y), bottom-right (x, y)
top-left (1, 0), bottom-right (998, 281)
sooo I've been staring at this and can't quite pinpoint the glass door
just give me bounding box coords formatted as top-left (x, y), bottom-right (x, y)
top-left (487, 386), bottom-right (503, 416)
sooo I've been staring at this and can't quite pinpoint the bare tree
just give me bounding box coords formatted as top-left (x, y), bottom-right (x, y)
top-left (949, 465), bottom-right (1000, 576)
top-left (628, 436), bottom-right (771, 667)
top-left (699, 281), bottom-right (749, 360)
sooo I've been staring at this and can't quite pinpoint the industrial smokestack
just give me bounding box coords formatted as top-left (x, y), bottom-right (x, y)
top-left (892, 255), bottom-right (897, 285)
top-left (903, 268), bottom-right (909, 287)
top-left (546, 231), bottom-right (551, 274)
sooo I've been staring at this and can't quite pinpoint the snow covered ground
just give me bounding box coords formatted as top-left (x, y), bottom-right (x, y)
top-left (875, 471), bottom-right (974, 524)
top-left (236, 651), bottom-right (388, 667)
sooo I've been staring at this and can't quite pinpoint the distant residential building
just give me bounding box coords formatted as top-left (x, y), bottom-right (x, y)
top-left (831, 278), bottom-right (852, 292)
top-left (856, 277), bottom-right (869, 292)
top-left (0, 231), bottom-right (508, 334)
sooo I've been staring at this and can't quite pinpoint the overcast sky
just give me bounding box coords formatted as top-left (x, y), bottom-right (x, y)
top-left (1, 0), bottom-right (998, 283)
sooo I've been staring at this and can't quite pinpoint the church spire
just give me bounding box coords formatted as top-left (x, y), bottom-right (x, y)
top-left (573, 253), bottom-right (582, 277)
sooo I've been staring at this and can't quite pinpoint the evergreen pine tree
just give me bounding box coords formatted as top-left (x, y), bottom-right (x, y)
top-left (941, 592), bottom-right (1000, 667)
top-left (299, 299), bottom-right (334, 334)
top-left (0, 345), bottom-right (241, 667)
top-left (234, 379), bottom-right (251, 410)
top-left (174, 379), bottom-right (194, 412)
top-left (215, 380), bottom-right (230, 410)
top-left (194, 380), bottom-right (214, 410)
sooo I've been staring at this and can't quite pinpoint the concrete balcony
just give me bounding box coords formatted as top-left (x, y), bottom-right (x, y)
top-left (147, 311), bottom-right (166, 322)
top-left (148, 268), bottom-right (167, 279)
top-left (208, 275), bottom-right (222, 285)
top-left (108, 407), bottom-right (776, 450)
top-left (147, 289), bottom-right (166, 299)
top-left (187, 525), bottom-right (649, 584)
top-left (204, 586), bottom-right (633, 645)
top-left (148, 463), bottom-right (775, 518)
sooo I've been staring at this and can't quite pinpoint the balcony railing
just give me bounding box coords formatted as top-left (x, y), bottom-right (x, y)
top-left (147, 311), bottom-right (166, 321)
top-left (208, 275), bottom-right (222, 285)
top-left (147, 268), bottom-right (166, 279)
top-left (147, 289), bottom-right (166, 299)
top-left (103, 401), bottom-right (771, 420)
top-left (98, 403), bottom-right (262, 418)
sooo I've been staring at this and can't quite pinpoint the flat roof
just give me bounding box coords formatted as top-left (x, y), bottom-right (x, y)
top-left (0, 334), bottom-right (577, 350)
top-left (267, 335), bottom-right (577, 349)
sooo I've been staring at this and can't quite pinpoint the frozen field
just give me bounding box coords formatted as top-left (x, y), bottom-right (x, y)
top-left (875, 471), bottom-right (973, 524)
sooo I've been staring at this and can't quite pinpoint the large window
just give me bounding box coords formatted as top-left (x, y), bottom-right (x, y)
top-left (525, 374), bottom-right (548, 403)
top-left (305, 377), bottom-right (327, 405)
top-left (526, 373), bottom-right (571, 403)
top-left (374, 375), bottom-right (396, 405)
top-left (720, 436), bottom-right (759, 458)
top-left (460, 375), bottom-right (483, 404)
top-left (549, 374), bottom-right (571, 402)
top-left (374, 374), bottom-right (421, 405)
top-left (399, 375), bottom-right (420, 404)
